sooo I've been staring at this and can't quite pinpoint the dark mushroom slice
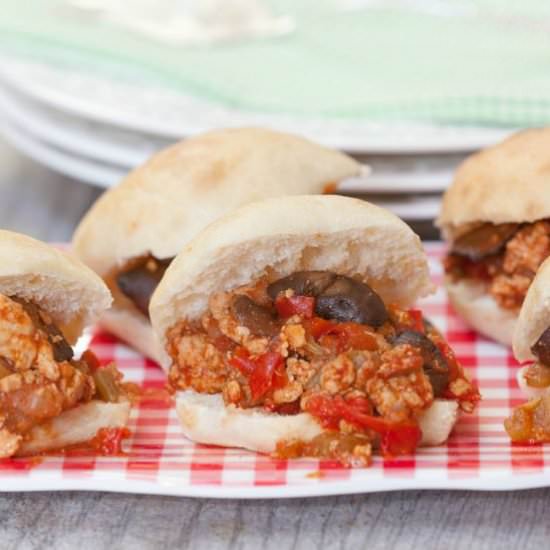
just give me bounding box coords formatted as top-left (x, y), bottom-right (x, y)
top-left (451, 223), bottom-right (519, 261)
top-left (532, 326), bottom-right (550, 366)
top-left (392, 330), bottom-right (449, 396)
top-left (116, 255), bottom-right (172, 317)
top-left (11, 297), bottom-right (73, 363)
top-left (315, 276), bottom-right (388, 327)
top-left (267, 271), bottom-right (336, 300)
top-left (231, 295), bottom-right (280, 338)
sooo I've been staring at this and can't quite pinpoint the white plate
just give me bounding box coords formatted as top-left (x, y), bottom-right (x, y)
top-left (0, 82), bottom-right (168, 167)
top-left (0, 82), bottom-right (462, 194)
top-left (0, 56), bottom-right (515, 154)
top-left (0, 115), bottom-right (440, 220)
top-left (2, 249), bottom-right (550, 498)
top-left (0, 116), bottom-right (126, 187)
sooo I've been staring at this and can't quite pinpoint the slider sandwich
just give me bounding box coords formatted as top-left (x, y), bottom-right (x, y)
top-left (506, 256), bottom-right (550, 442)
top-left (150, 195), bottom-right (479, 467)
top-left (437, 128), bottom-right (550, 346)
top-left (0, 231), bottom-right (130, 458)
top-left (73, 128), bottom-right (364, 361)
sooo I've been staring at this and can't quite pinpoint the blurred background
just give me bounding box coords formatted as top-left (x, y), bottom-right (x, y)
top-left (1, 0), bottom-right (550, 240)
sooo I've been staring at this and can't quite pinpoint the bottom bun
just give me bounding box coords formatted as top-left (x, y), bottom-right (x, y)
top-left (16, 400), bottom-right (131, 456)
top-left (175, 391), bottom-right (459, 455)
top-left (100, 308), bottom-right (161, 364)
top-left (446, 278), bottom-right (517, 346)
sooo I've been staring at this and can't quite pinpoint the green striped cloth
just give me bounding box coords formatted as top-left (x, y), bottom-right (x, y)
top-left (1, 0), bottom-right (550, 125)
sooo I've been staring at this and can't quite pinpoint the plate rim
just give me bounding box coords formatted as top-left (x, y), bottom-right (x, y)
top-left (0, 57), bottom-right (516, 154)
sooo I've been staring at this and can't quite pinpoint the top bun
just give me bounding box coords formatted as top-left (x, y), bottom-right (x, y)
top-left (0, 230), bottom-right (111, 343)
top-left (150, 195), bottom-right (433, 368)
top-left (513, 256), bottom-right (550, 362)
top-left (72, 127), bottom-right (362, 277)
top-left (437, 128), bottom-right (550, 240)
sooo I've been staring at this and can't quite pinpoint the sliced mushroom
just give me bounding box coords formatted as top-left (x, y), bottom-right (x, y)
top-left (532, 326), bottom-right (550, 366)
top-left (451, 223), bottom-right (519, 261)
top-left (392, 330), bottom-right (449, 396)
top-left (231, 295), bottom-right (280, 337)
top-left (116, 255), bottom-right (172, 316)
top-left (267, 271), bottom-right (336, 300)
top-left (11, 297), bottom-right (74, 363)
top-left (315, 276), bottom-right (388, 327)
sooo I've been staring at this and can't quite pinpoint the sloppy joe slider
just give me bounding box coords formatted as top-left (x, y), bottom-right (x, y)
top-left (437, 128), bottom-right (550, 345)
top-left (506, 257), bottom-right (550, 443)
top-left (150, 195), bottom-right (479, 467)
top-left (0, 231), bottom-right (131, 458)
top-left (73, 128), bottom-right (363, 361)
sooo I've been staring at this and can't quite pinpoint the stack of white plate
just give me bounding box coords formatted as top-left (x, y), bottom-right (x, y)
top-left (0, 56), bottom-right (514, 224)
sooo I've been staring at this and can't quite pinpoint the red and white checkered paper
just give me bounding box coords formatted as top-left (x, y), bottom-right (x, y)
top-left (1, 243), bottom-right (550, 498)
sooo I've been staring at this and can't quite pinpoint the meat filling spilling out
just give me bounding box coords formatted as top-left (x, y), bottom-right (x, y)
top-left (444, 220), bottom-right (550, 310)
top-left (505, 327), bottom-right (550, 443)
top-left (0, 294), bottom-right (128, 458)
top-left (166, 271), bottom-right (480, 466)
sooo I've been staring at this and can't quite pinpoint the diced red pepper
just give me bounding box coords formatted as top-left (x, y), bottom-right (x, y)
top-left (407, 309), bottom-right (424, 333)
top-left (305, 317), bottom-right (336, 339)
top-left (335, 323), bottom-right (378, 351)
top-left (249, 352), bottom-right (284, 400)
top-left (275, 295), bottom-right (315, 319)
top-left (304, 393), bottom-right (347, 430)
top-left (379, 423), bottom-right (423, 457)
top-left (230, 348), bottom-right (285, 401)
top-left (229, 347), bottom-right (255, 376)
top-left (305, 318), bottom-right (377, 352)
top-left (304, 393), bottom-right (421, 457)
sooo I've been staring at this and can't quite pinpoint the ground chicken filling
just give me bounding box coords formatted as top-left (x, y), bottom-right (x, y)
top-left (0, 293), bottom-right (127, 458)
top-left (505, 326), bottom-right (550, 443)
top-left (444, 220), bottom-right (550, 310)
top-left (167, 271), bottom-right (479, 466)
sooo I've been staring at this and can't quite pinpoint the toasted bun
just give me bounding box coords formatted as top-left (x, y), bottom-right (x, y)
top-left (72, 128), bottom-right (362, 278)
top-left (150, 195), bottom-right (434, 369)
top-left (437, 128), bottom-right (550, 241)
top-left (513, 256), bottom-right (550, 362)
top-left (16, 400), bottom-right (131, 457)
top-left (0, 230), bottom-right (111, 343)
top-left (100, 308), bottom-right (161, 364)
top-left (445, 277), bottom-right (517, 346)
top-left (175, 391), bottom-right (458, 454)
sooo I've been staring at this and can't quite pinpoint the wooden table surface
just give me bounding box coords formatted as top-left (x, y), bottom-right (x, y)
top-left (0, 139), bottom-right (548, 550)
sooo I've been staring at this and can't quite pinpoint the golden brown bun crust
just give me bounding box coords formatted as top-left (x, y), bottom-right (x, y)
top-left (514, 256), bottom-right (550, 362)
top-left (437, 128), bottom-right (550, 240)
top-left (72, 127), bottom-right (362, 278)
top-left (445, 277), bottom-right (517, 346)
top-left (0, 230), bottom-right (111, 343)
top-left (150, 195), bottom-right (433, 369)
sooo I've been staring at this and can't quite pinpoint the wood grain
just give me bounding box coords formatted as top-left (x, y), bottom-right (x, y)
top-left (0, 138), bottom-right (547, 550)
top-left (1, 490), bottom-right (550, 550)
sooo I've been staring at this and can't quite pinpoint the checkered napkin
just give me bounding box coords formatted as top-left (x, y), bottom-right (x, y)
top-left (1, 243), bottom-right (549, 498)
